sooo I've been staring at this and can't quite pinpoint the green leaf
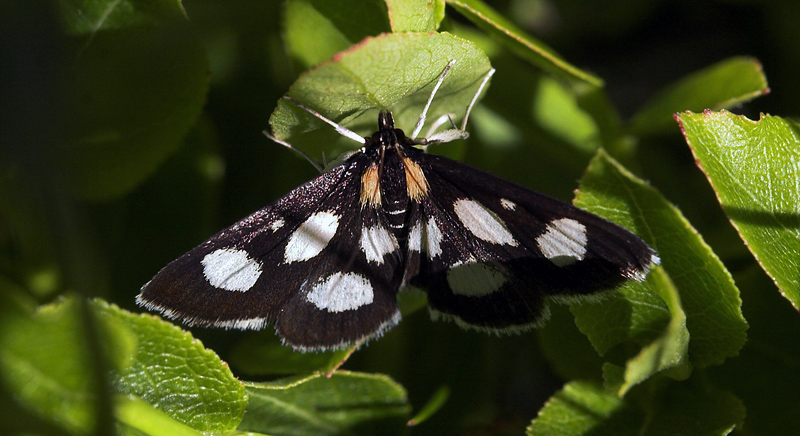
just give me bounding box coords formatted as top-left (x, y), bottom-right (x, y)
top-left (386, 0), bottom-right (445, 32)
top-left (531, 76), bottom-right (601, 154)
top-left (527, 379), bottom-right (744, 436)
top-left (269, 32), bottom-right (493, 159)
top-left (572, 84), bottom-right (631, 159)
top-left (115, 396), bottom-right (204, 436)
top-left (100, 301), bottom-right (248, 433)
top-left (283, 0), bottom-right (391, 69)
top-left (571, 150), bottom-right (746, 391)
top-left (631, 57), bottom-right (768, 135)
top-left (711, 265), bottom-right (800, 435)
top-left (640, 381), bottom-right (744, 436)
top-left (537, 304), bottom-right (604, 382)
top-left (527, 381), bottom-right (623, 436)
top-left (240, 371), bottom-right (410, 435)
top-left (56, 0), bottom-right (187, 34)
top-left (228, 332), bottom-right (352, 377)
top-left (0, 296), bottom-right (136, 435)
top-left (408, 385), bottom-right (449, 426)
top-left (445, 0), bottom-right (602, 86)
top-left (0, 293), bottom-right (247, 435)
top-left (453, 54), bottom-right (594, 196)
top-left (49, 0), bottom-right (209, 200)
top-left (601, 270), bottom-right (690, 396)
top-left (677, 110), bottom-right (800, 309)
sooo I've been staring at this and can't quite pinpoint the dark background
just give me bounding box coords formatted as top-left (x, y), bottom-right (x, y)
top-left (2, 0), bottom-right (797, 434)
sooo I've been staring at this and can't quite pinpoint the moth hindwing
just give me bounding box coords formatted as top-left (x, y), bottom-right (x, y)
top-left (138, 62), bottom-right (659, 351)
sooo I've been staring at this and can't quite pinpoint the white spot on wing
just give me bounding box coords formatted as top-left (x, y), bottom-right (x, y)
top-left (306, 272), bottom-right (374, 312)
top-left (537, 218), bottom-right (587, 266)
top-left (202, 248), bottom-right (263, 291)
top-left (426, 218), bottom-right (443, 258)
top-left (500, 198), bottom-right (516, 210)
top-left (214, 317), bottom-right (269, 330)
top-left (408, 218), bottom-right (443, 259)
top-left (360, 225), bottom-right (398, 264)
top-left (446, 260), bottom-right (508, 297)
top-left (409, 221), bottom-right (421, 252)
top-left (270, 219), bottom-right (285, 231)
top-left (453, 199), bottom-right (517, 246)
top-left (284, 211), bottom-right (339, 263)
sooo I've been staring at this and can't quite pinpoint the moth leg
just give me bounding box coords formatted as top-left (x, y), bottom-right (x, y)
top-left (460, 67), bottom-right (495, 131)
top-left (278, 96), bottom-right (367, 145)
top-left (417, 67), bottom-right (496, 146)
top-left (264, 94), bottom-right (371, 173)
top-left (411, 59), bottom-right (456, 139)
top-left (424, 113), bottom-right (457, 140)
top-left (263, 129), bottom-right (324, 174)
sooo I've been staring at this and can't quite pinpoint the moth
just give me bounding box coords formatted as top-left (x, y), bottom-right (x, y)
top-left (137, 61), bottom-right (659, 351)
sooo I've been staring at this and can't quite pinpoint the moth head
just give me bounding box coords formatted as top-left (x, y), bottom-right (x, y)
top-left (378, 109), bottom-right (395, 130)
top-left (370, 110), bottom-right (408, 148)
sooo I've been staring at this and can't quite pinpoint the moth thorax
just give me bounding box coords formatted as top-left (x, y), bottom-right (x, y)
top-left (374, 154), bottom-right (412, 233)
top-left (371, 128), bottom-right (403, 148)
top-left (382, 154), bottom-right (410, 204)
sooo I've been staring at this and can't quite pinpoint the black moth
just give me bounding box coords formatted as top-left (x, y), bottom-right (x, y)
top-left (137, 61), bottom-right (659, 351)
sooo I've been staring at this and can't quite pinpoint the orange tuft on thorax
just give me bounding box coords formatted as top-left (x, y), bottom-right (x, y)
top-left (403, 157), bottom-right (429, 202)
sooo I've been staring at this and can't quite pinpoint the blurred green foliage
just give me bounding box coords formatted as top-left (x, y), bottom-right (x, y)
top-left (2, 0), bottom-right (799, 435)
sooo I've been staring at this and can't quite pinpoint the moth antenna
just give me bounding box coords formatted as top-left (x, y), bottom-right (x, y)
top-left (283, 96), bottom-right (366, 145)
top-left (263, 130), bottom-right (324, 174)
top-left (411, 59), bottom-right (456, 139)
